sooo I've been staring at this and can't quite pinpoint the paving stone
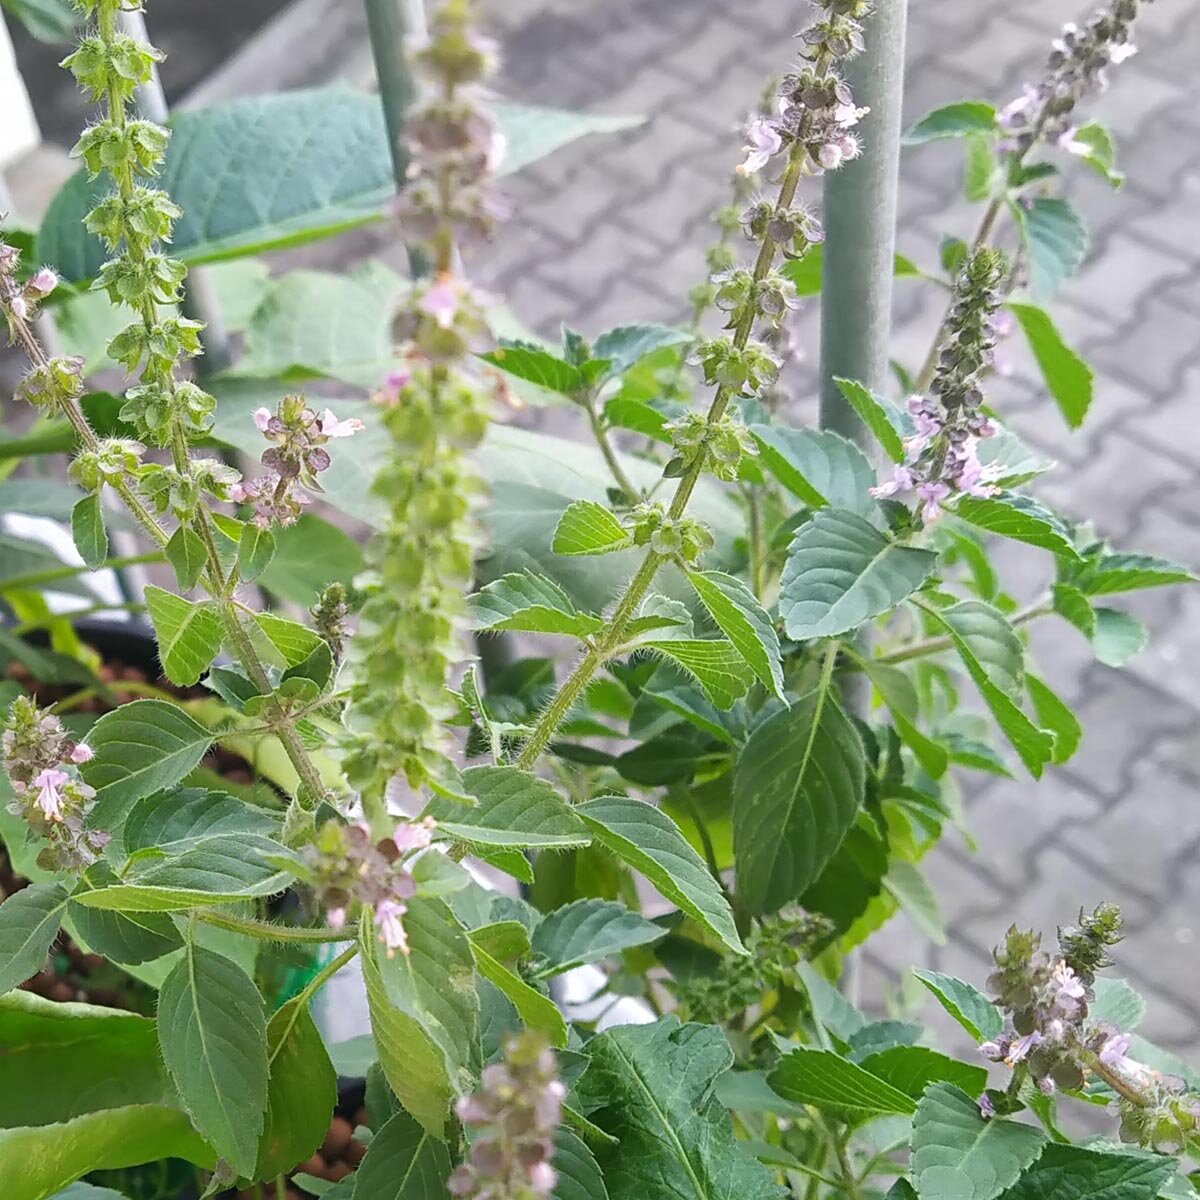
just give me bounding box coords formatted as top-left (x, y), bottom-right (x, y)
top-left (1063, 233), bottom-right (1193, 323)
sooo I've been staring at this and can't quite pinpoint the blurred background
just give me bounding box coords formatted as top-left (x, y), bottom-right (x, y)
top-left (2, 0), bottom-right (1198, 1048)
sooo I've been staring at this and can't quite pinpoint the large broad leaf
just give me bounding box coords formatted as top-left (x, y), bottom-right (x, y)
top-left (912, 1083), bottom-right (1046, 1200)
top-left (951, 492), bottom-right (1080, 560)
top-left (471, 572), bottom-right (603, 637)
top-left (80, 700), bottom-right (214, 831)
top-left (530, 898), bottom-right (666, 978)
top-left (470, 940), bottom-right (567, 1048)
top-left (429, 766), bottom-right (591, 850)
top-left (481, 345), bottom-right (585, 396)
top-left (904, 101), bottom-right (998, 144)
top-left (143, 587), bottom-right (224, 687)
top-left (68, 864), bottom-right (183, 966)
top-left (732, 684), bottom-right (866, 915)
top-left (779, 509), bottom-right (938, 640)
top-left (1090, 978), bottom-right (1146, 1032)
top-left (254, 996), bottom-right (337, 1182)
top-left (685, 569), bottom-right (783, 698)
top-left (575, 1018), bottom-right (785, 1200)
top-left (641, 639), bottom-right (754, 709)
top-left (1014, 198), bottom-right (1088, 304)
top-left (157, 943), bottom-right (269, 1177)
top-left (856, 1046), bottom-right (986, 1103)
top-left (351, 1107), bottom-right (453, 1200)
top-left (750, 427), bottom-right (878, 517)
top-left (1008, 302), bottom-right (1093, 430)
top-left (994, 1144), bottom-right (1177, 1200)
top-left (361, 898), bottom-right (479, 1139)
top-left (0, 883), bottom-right (68, 995)
top-left (767, 1048), bottom-right (918, 1122)
top-left (38, 88), bottom-right (640, 280)
top-left (119, 788), bottom-right (280, 859)
top-left (552, 1128), bottom-right (610, 1200)
top-left (577, 796), bottom-right (743, 955)
top-left (913, 970), bottom-right (1003, 1043)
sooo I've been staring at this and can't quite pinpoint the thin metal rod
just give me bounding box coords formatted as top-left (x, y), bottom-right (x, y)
top-left (118, 7), bottom-right (232, 373)
top-left (364, 0), bottom-right (418, 195)
top-left (818, 0), bottom-right (909, 428)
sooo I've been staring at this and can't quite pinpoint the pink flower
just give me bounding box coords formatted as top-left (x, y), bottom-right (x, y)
top-left (487, 130), bottom-right (508, 172)
top-left (1006, 1031), bottom-right (1043, 1065)
top-left (252, 407), bottom-right (272, 433)
top-left (420, 278), bottom-right (463, 328)
top-left (319, 409), bottom-right (364, 439)
top-left (26, 268), bottom-right (58, 298)
top-left (834, 103), bottom-right (870, 128)
top-left (1051, 962), bottom-right (1086, 1013)
top-left (33, 768), bottom-right (69, 821)
top-left (818, 132), bottom-right (861, 171)
top-left (1100, 1032), bottom-right (1132, 1068)
top-left (978, 1092), bottom-right (996, 1119)
top-left (917, 480), bottom-right (951, 520)
top-left (391, 818), bottom-right (435, 854)
top-left (10, 293), bottom-right (28, 321)
top-left (869, 464), bottom-right (914, 499)
top-left (979, 1041), bottom-right (1005, 1062)
top-left (374, 897), bottom-right (409, 958)
top-left (228, 483), bottom-right (248, 503)
top-left (998, 85), bottom-right (1039, 130)
top-left (69, 743), bottom-right (93, 764)
top-left (528, 1163), bottom-right (557, 1195)
top-left (738, 118), bottom-right (783, 176)
top-left (327, 907), bottom-right (347, 931)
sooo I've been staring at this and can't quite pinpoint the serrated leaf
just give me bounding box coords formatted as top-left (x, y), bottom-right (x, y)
top-left (1091, 978), bottom-right (1146, 1032)
top-left (430, 766), bottom-right (590, 850)
top-left (471, 941), bottom-right (567, 1048)
top-left (913, 1083), bottom-right (1046, 1200)
top-left (79, 699), bottom-right (214, 831)
top-left (237, 524), bottom-right (276, 582)
top-left (0, 883), bottom-right (68, 995)
top-left (530, 899), bottom-right (666, 977)
top-left (68, 863), bottom-right (183, 966)
top-left (1071, 121), bottom-right (1123, 187)
top-left (352, 1106), bottom-right (452, 1199)
top-left (686, 569), bottom-right (783, 698)
top-left (995, 1143), bottom-right (1177, 1200)
top-left (1067, 552), bottom-right (1196, 596)
top-left (883, 861), bottom-right (946, 944)
top-left (577, 795), bottom-right (743, 954)
top-left (833, 378), bottom-right (907, 463)
top-left (590, 324), bottom-right (688, 378)
top-left (904, 101), bottom-right (998, 144)
top-left (70, 494), bottom-right (108, 570)
top-left (750, 426), bottom-right (878, 516)
top-left (1009, 302), bottom-right (1093, 430)
top-left (1052, 583), bottom-right (1096, 637)
top-left (254, 995), bottom-right (337, 1182)
top-left (964, 133), bottom-right (1000, 202)
top-left (913, 970), bottom-right (1003, 1042)
top-left (144, 588), bottom-right (224, 687)
top-left (767, 1048), bottom-right (917, 1121)
top-left (642, 639), bottom-right (754, 709)
top-left (859, 1045), bottom-right (986, 1102)
top-left (471, 572), bottom-right (603, 637)
top-left (165, 526), bottom-right (208, 591)
top-left (552, 500), bottom-right (632, 556)
top-left (861, 661), bottom-right (949, 779)
top-left (1026, 674), bottom-right (1081, 764)
top-left (575, 1018), bottom-right (785, 1200)
top-left (1015, 198), bottom-right (1088, 303)
top-left (120, 788), bottom-right (279, 859)
top-left (977, 425), bottom-right (1055, 488)
top-left (254, 611), bottom-right (326, 666)
top-left (157, 943), bottom-right (268, 1177)
top-left (733, 681), bottom-right (866, 915)
top-left (552, 1127), bottom-right (610, 1200)
top-left (361, 898), bottom-right (479, 1138)
top-left (481, 345), bottom-right (584, 396)
top-left (952, 492), bottom-right (1081, 560)
top-left (780, 509), bottom-right (938, 640)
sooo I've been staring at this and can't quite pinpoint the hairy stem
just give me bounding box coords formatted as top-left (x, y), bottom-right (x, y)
top-left (583, 391), bottom-right (639, 502)
top-left (874, 601), bottom-right (1051, 666)
top-left (193, 910), bottom-right (352, 945)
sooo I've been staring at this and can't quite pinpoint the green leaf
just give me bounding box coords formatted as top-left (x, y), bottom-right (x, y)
top-left (952, 492), bottom-right (1081, 560)
top-left (859, 1045), bottom-right (986, 1102)
top-left (471, 941), bottom-right (567, 1048)
top-left (237, 524), bottom-right (276, 583)
top-left (165, 526), bottom-right (208, 591)
top-left (780, 509), bottom-right (938, 640)
top-left (912, 1083), bottom-right (1047, 1200)
top-left (1014, 198), bottom-right (1088, 304)
top-left (577, 795), bottom-right (744, 955)
top-left (254, 611), bottom-right (326, 667)
top-left (144, 587), bottom-right (224, 687)
top-left (471, 572), bottom-right (603, 637)
top-left (47, 1185), bottom-right (131, 1200)
top-left (552, 500), bottom-right (632, 556)
top-left (0, 883), bottom-right (68, 995)
top-left (1008, 302), bottom-right (1093, 429)
top-left (120, 788), bottom-right (279, 858)
top-left (904, 101), bottom-right (998, 144)
top-left (40, 89), bottom-right (636, 280)
top-left (750, 426), bottom-right (878, 516)
top-left (913, 970), bottom-right (1003, 1042)
top-left (964, 133), bottom-right (1000, 202)
top-left (641, 639), bottom-right (754, 709)
top-left (883, 861), bottom-right (946, 944)
top-left (1, 0), bottom-right (77, 42)
top-left (575, 1017), bottom-right (785, 1200)
top-left (1091, 978), bottom-right (1146, 1032)
top-left (157, 943), bottom-right (269, 1177)
top-left (1026, 674), bottom-right (1082, 764)
top-left (1071, 121), bottom-right (1123, 187)
top-left (530, 899), bottom-right (666, 978)
top-left (259, 513), bottom-right (363, 606)
top-left (1068, 552), bottom-right (1197, 596)
top-left (714, 1069), bottom-right (809, 1119)
top-left (70, 495), bottom-right (108, 570)
top-left (481, 345), bottom-right (584, 395)
top-left (351, 1106), bottom-right (453, 1199)
top-left (254, 995), bottom-right (337, 1181)
top-left (995, 1143), bottom-right (1177, 1200)
top-left (833, 378), bottom-right (907, 463)
top-left (430, 766), bottom-right (591, 850)
top-left (733, 681), bottom-right (865, 915)
top-left (69, 864), bottom-right (183, 965)
top-left (591, 324), bottom-right (689, 377)
top-left (861, 662), bottom-right (949, 779)
top-left (361, 897), bottom-right (480, 1138)
top-left (927, 602), bottom-right (1054, 778)
top-left (767, 1048), bottom-right (917, 1121)
top-left (552, 1127), bottom-right (610, 1200)
top-left (686, 569), bottom-right (783, 698)
top-left (782, 247), bottom-right (922, 297)
top-left (977, 426), bottom-right (1055, 488)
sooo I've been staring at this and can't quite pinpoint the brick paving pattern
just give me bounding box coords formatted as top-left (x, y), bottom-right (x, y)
top-left (474, 0), bottom-right (1200, 1048)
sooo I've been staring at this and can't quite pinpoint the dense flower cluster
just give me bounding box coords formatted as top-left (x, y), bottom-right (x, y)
top-left (997, 0), bottom-right (1147, 156)
top-left (871, 249), bottom-right (1007, 520)
top-left (2, 697), bottom-right (105, 871)
top-left (448, 1032), bottom-right (564, 1199)
top-left (343, 0), bottom-right (500, 805)
top-left (299, 817), bottom-right (435, 957)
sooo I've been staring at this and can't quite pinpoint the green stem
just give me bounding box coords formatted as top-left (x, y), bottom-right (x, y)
top-left (583, 391), bottom-right (639, 502)
top-left (194, 910), bottom-right (352, 944)
top-left (275, 1175), bottom-right (287, 1200)
top-left (832, 1130), bottom-right (865, 1200)
top-left (293, 942), bottom-right (360, 1008)
top-left (1079, 1048), bottom-right (1152, 1106)
top-left (874, 602), bottom-right (1050, 666)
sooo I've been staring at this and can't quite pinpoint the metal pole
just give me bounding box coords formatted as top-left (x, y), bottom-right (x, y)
top-left (818, 0), bottom-right (909, 431)
top-left (118, 7), bottom-right (232, 374)
top-left (364, 0), bottom-right (418, 195)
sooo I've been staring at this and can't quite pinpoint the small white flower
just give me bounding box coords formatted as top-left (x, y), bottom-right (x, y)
top-left (319, 409), bottom-right (365, 439)
top-left (252, 407), bottom-right (272, 433)
top-left (69, 743), bottom-right (94, 764)
top-left (1006, 1031), bottom-right (1043, 1064)
top-left (1110, 41), bottom-right (1137, 64)
top-left (738, 118), bottom-right (783, 176)
top-left (33, 768), bottom-right (69, 822)
top-left (26, 268), bottom-right (59, 298)
top-left (374, 897), bottom-right (409, 958)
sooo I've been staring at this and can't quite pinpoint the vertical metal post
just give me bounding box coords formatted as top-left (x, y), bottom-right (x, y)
top-left (364, 0), bottom-right (418, 195)
top-left (118, 7), bottom-right (232, 374)
top-left (818, 0), bottom-right (909, 429)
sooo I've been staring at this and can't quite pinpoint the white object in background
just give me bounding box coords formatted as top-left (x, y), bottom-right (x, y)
top-left (0, 12), bottom-right (39, 170)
